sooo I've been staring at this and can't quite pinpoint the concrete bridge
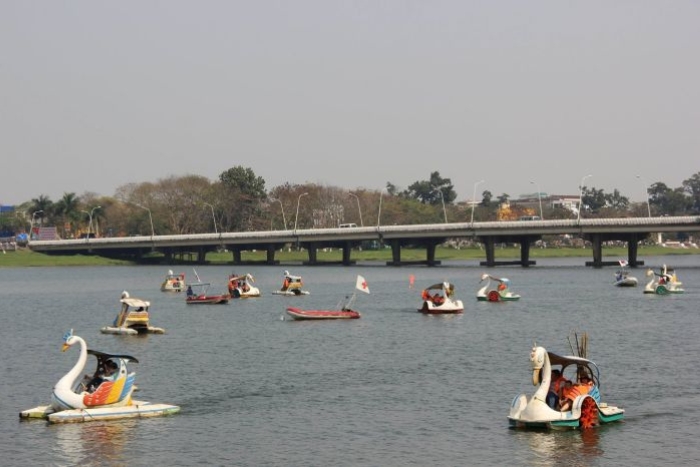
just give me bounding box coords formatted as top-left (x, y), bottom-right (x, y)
top-left (28, 216), bottom-right (700, 268)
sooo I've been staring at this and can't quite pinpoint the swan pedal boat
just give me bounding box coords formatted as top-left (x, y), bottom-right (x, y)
top-left (477, 274), bottom-right (521, 302)
top-left (160, 270), bottom-right (185, 292)
top-left (419, 282), bottom-right (464, 314)
top-left (285, 307), bottom-right (360, 320)
top-left (101, 292), bottom-right (165, 335)
top-left (508, 346), bottom-right (624, 430)
top-left (228, 273), bottom-right (261, 298)
top-left (643, 266), bottom-right (684, 295)
top-left (186, 282), bottom-right (231, 304)
top-left (20, 331), bottom-right (179, 424)
top-left (272, 271), bottom-right (310, 296)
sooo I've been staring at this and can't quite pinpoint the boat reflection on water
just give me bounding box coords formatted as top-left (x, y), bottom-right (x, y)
top-left (509, 428), bottom-right (603, 466)
top-left (53, 420), bottom-right (136, 465)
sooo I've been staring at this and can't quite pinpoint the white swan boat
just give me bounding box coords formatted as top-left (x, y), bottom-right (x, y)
top-left (643, 264), bottom-right (684, 295)
top-left (508, 344), bottom-right (624, 429)
top-left (20, 330), bottom-right (180, 423)
top-left (160, 270), bottom-right (185, 292)
top-left (613, 260), bottom-right (638, 287)
top-left (418, 282), bottom-right (464, 314)
top-left (100, 291), bottom-right (165, 335)
top-left (228, 273), bottom-right (261, 298)
top-left (272, 270), bottom-right (310, 296)
top-left (477, 274), bottom-right (521, 302)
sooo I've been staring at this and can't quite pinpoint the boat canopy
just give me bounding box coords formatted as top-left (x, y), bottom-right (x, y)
top-left (547, 352), bottom-right (601, 386)
top-left (423, 282), bottom-right (455, 296)
top-left (87, 349), bottom-right (139, 364)
top-left (120, 297), bottom-right (150, 308)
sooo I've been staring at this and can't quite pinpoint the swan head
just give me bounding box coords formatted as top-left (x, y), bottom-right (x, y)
top-left (168, 269), bottom-right (174, 275)
top-left (530, 345), bottom-right (547, 386)
top-left (121, 290), bottom-right (130, 299)
top-left (480, 273), bottom-right (489, 282)
top-left (61, 329), bottom-right (77, 352)
top-left (284, 270), bottom-right (290, 276)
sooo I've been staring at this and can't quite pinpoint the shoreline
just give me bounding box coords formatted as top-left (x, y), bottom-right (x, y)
top-left (1, 245), bottom-right (698, 268)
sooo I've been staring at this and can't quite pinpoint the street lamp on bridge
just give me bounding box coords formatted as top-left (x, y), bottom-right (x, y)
top-left (530, 181), bottom-right (543, 219)
top-left (270, 198), bottom-right (287, 230)
top-left (134, 203), bottom-right (155, 240)
top-left (348, 192), bottom-right (364, 227)
top-left (577, 174), bottom-right (592, 223)
top-left (30, 210), bottom-right (43, 240)
top-left (81, 205), bottom-right (101, 239)
top-left (470, 180), bottom-right (485, 225)
top-left (636, 174), bottom-right (652, 218)
top-left (203, 202), bottom-right (218, 235)
top-left (294, 193), bottom-right (308, 233)
top-left (433, 188), bottom-right (447, 223)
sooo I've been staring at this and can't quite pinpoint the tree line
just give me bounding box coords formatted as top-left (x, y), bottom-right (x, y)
top-left (2, 168), bottom-right (700, 239)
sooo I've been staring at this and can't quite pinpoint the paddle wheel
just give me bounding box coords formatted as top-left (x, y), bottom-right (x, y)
top-left (487, 290), bottom-right (500, 302)
top-left (579, 397), bottom-right (599, 429)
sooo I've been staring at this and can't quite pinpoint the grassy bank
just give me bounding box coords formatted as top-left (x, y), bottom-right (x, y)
top-left (1, 244), bottom-right (698, 267)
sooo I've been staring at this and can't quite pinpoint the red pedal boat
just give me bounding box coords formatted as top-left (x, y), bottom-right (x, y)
top-left (284, 275), bottom-right (369, 321)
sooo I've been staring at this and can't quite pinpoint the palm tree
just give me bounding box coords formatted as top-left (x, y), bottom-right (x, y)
top-left (54, 193), bottom-right (81, 238)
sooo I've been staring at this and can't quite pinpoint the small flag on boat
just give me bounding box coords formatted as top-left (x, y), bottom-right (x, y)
top-left (356, 275), bottom-right (370, 294)
top-left (409, 274), bottom-right (415, 289)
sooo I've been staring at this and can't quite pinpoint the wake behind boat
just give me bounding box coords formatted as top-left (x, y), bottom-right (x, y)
top-left (284, 275), bottom-right (369, 321)
top-left (100, 291), bottom-right (165, 335)
top-left (20, 330), bottom-right (180, 424)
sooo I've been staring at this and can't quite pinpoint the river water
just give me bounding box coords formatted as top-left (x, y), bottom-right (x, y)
top-left (1, 255), bottom-right (699, 466)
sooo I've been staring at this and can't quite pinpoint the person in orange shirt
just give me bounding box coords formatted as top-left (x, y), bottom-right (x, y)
top-left (547, 369), bottom-right (569, 408)
top-left (559, 375), bottom-right (593, 411)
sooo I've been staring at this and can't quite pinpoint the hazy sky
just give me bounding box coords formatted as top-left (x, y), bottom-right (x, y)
top-left (2, 1), bottom-right (699, 206)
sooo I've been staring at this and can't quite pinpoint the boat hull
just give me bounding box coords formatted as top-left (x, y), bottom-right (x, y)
top-left (285, 307), bottom-right (360, 320)
top-left (272, 290), bottom-right (310, 296)
top-left (418, 300), bottom-right (464, 314)
top-left (100, 325), bottom-right (165, 335)
top-left (508, 394), bottom-right (624, 430)
top-left (186, 295), bottom-right (230, 304)
top-left (20, 401), bottom-right (180, 424)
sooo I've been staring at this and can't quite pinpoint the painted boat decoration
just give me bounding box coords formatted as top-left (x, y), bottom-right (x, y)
top-left (272, 270), bottom-right (310, 296)
top-left (418, 281), bottom-right (464, 314)
top-left (508, 333), bottom-right (624, 430)
top-left (284, 275), bottom-right (369, 321)
top-left (160, 270), bottom-right (185, 292)
top-left (20, 330), bottom-right (180, 424)
top-left (477, 274), bottom-right (521, 301)
top-left (228, 273), bottom-right (261, 298)
top-left (644, 264), bottom-right (684, 295)
top-left (100, 291), bottom-right (165, 335)
top-left (613, 260), bottom-right (638, 287)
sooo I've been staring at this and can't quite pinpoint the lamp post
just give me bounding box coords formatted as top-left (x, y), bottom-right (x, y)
top-left (81, 205), bottom-right (101, 239)
top-left (203, 202), bottom-right (218, 234)
top-left (270, 198), bottom-right (287, 230)
top-left (470, 180), bottom-right (485, 225)
top-left (433, 188), bottom-right (447, 223)
top-left (377, 190), bottom-right (384, 227)
top-left (30, 210), bottom-right (43, 240)
top-left (636, 174), bottom-right (652, 218)
top-left (134, 203), bottom-right (155, 239)
top-left (577, 174), bottom-right (592, 222)
top-left (530, 181), bottom-right (543, 219)
top-left (294, 192), bottom-right (308, 233)
top-left (348, 192), bottom-right (363, 227)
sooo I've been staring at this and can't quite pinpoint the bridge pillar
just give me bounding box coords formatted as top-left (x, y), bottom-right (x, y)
top-left (425, 240), bottom-right (441, 267)
top-left (483, 237), bottom-right (496, 267)
top-left (387, 240), bottom-right (402, 266)
top-left (628, 234), bottom-right (641, 267)
top-left (590, 234), bottom-right (603, 268)
top-left (266, 245), bottom-right (277, 265)
top-left (520, 239), bottom-right (531, 267)
top-left (197, 247), bottom-right (207, 264)
top-left (306, 243), bottom-right (318, 264)
top-left (232, 248), bottom-right (242, 264)
top-left (342, 242), bottom-right (352, 265)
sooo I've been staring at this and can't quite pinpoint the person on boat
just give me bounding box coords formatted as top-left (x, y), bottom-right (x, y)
top-left (546, 369), bottom-right (569, 409)
top-left (85, 360), bottom-right (118, 393)
top-left (432, 293), bottom-right (444, 305)
top-left (187, 285), bottom-right (194, 297)
top-left (559, 375), bottom-right (594, 412)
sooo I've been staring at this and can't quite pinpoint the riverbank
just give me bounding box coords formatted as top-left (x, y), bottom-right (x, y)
top-left (1, 244), bottom-right (698, 267)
